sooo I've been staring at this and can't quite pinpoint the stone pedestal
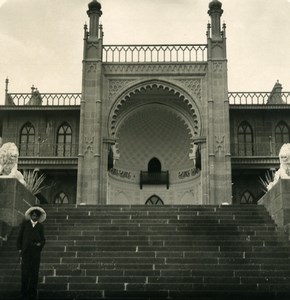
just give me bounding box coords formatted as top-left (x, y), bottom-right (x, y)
top-left (258, 179), bottom-right (290, 228)
top-left (0, 178), bottom-right (37, 239)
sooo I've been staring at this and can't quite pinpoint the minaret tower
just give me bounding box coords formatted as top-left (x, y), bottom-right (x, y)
top-left (206, 0), bottom-right (232, 204)
top-left (77, 0), bottom-right (103, 204)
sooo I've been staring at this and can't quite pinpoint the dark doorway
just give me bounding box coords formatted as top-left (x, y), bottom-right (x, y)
top-left (148, 157), bottom-right (161, 173)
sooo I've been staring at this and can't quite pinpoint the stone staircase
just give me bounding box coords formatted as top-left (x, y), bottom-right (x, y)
top-left (0, 205), bottom-right (290, 300)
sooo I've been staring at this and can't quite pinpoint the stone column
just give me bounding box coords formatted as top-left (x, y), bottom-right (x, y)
top-left (206, 0), bottom-right (232, 204)
top-left (77, 1), bottom-right (103, 204)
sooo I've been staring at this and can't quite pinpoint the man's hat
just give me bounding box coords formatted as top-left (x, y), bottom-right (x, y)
top-left (25, 206), bottom-right (46, 223)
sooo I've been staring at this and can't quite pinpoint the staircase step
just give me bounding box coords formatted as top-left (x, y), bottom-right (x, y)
top-left (0, 204), bottom-right (290, 300)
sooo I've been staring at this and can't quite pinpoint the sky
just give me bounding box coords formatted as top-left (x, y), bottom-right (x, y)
top-left (0, 0), bottom-right (289, 104)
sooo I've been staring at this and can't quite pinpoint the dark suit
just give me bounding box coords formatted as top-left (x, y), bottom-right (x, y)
top-left (17, 220), bottom-right (45, 299)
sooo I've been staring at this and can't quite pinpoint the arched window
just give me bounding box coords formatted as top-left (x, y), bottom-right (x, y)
top-left (148, 157), bottom-right (161, 173)
top-left (145, 195), bottom-right (164, 205)
top-left (19, 122), bottom-right (35, 156)
top-left (54, 192), bottom-right (69, 204)
top-left (240, 191), bottom-right (255, 204)
top-left (56, 122), bottom-right (72, 156)
top-left (238, 121), bottom-right (254, 156)
top-left (275, 121), bottom-right (289, 154)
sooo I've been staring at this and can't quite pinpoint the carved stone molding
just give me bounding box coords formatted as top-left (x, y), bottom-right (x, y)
top-left (84, 136), bottom-right (94, 154)
top-left (87, 63), bottom-right (97, 73)
top-left (215, 135), bottom-right (225, 155)
top-left (87, 42), bottom-right (99, 50)
top-left (18, 157), bottom-right (77, 166)
top-left (103, 64), bottom-right (207, 75)
top-left (213, 62), bottom-right (223, 73)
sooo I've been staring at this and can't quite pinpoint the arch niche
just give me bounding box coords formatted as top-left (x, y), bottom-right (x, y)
top-left (107, 80), bottom-right (202, 173)
top-left (107, 80), bottom-right (203, 205)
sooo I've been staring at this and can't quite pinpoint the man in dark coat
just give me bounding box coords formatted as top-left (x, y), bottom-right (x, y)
top-left (17, 206), bottom-right (46, 300)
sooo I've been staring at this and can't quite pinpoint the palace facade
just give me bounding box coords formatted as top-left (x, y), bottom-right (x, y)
top-left (0, 0), bottom-right (289, 206)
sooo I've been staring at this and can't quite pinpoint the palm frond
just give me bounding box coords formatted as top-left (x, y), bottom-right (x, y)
top-left (259, 170), bottom-right (275, 193)
top-left (23, 169), bottom-right (47, 195)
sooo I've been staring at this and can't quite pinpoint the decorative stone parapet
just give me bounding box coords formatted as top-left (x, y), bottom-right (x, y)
top-left (0, 178), bottom-right (37, 241)
top-left (258, 179), bottom-right (290, 229)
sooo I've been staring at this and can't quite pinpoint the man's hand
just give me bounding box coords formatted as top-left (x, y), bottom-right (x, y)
top-left (35, 242), bottom-right (41, 247)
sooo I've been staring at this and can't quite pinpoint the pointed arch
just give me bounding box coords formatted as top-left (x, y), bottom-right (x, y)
top-left (240, 190), bottom-right (255, 204)
top-left (145, 195), bottom-right (164, 205)
top-left (56, 122), bottom-right (72, 156)
top-left (53, 191), bottom-right (69, 204)
top-left (275, 121), bottom-right (289, 154)
top-left (237, 121), bottom-right (254, 156)
top-left (19, 122), bottom-right (35, 156)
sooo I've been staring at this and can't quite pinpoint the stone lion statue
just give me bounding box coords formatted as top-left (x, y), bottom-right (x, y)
top-left (267, 143), bottom-right (290, 190)
top-left (0, 142), bottom-right (26, 186)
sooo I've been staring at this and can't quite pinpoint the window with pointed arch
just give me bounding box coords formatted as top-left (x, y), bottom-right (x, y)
top-left (56, 122), bottom-right (72, 156)
top-left (275, 121), bottom-right (289, 154)
top-left (240, 191), bottom-right (255, 204)
top-left (54, 191), bottom-right (69, 204)
top-left (145, 195), bottom-right (164, 205)
top-left (237, 121), bottom-right (254, 156)
top-left (19, 122), bottom-right (35, 156)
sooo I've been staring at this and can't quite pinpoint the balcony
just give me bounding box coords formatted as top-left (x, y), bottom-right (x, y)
top-left (231, 142), bottom-right (280, 169)
top-left (17, 143), bottom-right (78, 170)
top-left (140, 171), bottom-right (169, 189)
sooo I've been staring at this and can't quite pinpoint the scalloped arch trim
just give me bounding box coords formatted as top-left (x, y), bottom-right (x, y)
top-left (109, 80), bottom-right (201, 137)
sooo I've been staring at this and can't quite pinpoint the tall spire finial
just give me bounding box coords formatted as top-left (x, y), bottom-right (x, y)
top-left (208, 0), bottom-right (223, 39)
top-left (87, 0), bottom-right (102, 39)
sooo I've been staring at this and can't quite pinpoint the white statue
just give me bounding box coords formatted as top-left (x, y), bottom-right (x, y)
top-left (267, 143), bottom-right (290, 190)
top-left (0, 142), bottom-right (26, 186)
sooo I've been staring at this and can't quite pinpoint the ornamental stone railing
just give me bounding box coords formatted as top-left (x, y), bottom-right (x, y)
top-left (5, 93), bottom-right (81, 106)
top-left (4, 91), bottom-right (290, 107)
top-left (17, 143), bottom-right (79, 157)
top-left (231, 141), bottom-right (283, 157)
top-left (102, 44), bottom-right (208, 63)
top-left (229, 92), bottom-right (290, 105)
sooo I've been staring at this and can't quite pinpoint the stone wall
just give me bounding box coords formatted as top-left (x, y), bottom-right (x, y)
top-left (0, 178), bottom-right (37, 242)
top-left (258, 179), bottom-right (290, 231)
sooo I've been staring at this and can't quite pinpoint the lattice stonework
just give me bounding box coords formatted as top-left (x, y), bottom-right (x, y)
top-left (176, 79), bottom-right (202, 101)
top-left (108, 79), bottom-right (136, 101)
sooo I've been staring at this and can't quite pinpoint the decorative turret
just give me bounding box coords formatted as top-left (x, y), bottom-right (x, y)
top-left (87, 0), bottom-right (102, 39)
top-left (268, 81), bottom-right (284, 104)
top-left (208, 0), bottom-right (223, 39)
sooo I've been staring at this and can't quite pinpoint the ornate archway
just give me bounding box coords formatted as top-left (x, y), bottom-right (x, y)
top-left (108, 80), bottom-right (201, 138)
